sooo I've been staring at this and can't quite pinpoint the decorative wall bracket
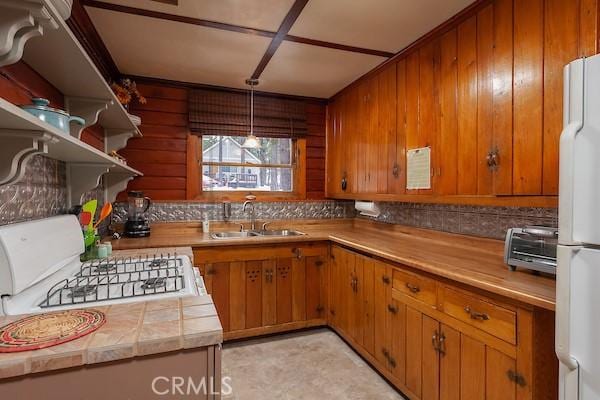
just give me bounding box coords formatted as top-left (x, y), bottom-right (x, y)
top-left (0, 1), bottom-right (59, 67)
top-left (66, 163), bottom-right (111, 207)
top-left (105, 129), bottom-right (137, 153)
top-left (104, 172), bottom-right (135, 204)
top-left (0, 129), bottom-right (56, 185)
top-left (65, 97), bottom-right (112, 139)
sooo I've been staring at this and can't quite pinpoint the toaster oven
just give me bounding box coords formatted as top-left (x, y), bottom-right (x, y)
top-left (504, 226), bottom-right (558, 275)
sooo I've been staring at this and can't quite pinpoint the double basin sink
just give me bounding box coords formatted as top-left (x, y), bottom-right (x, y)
top-left (211, 229), bottom-right (305, 240)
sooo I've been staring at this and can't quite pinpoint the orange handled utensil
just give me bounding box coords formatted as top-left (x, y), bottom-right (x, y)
top-left (93, 203), bottom-right (113, 229)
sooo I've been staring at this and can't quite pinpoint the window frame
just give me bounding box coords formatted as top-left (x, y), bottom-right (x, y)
top-left (187, 135), bottom-right (307, 201)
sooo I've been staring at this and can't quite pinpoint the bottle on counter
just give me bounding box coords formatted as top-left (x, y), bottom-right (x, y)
top-left (202, 215), bottom-right (210, 233)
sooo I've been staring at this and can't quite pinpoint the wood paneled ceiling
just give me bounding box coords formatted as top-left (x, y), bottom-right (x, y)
top-left (81, 0), bottom-right (475, 98)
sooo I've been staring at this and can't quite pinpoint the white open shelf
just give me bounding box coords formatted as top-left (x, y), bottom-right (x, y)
top-left (21, 0), bottom-right (142, 145)
top-left (0, 0), bottom-right (143, 205)
top-left (0, 98), bottom-right (141, 205)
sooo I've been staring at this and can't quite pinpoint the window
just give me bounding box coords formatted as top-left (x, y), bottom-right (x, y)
top-left (200, 135), bottom-right (298, 193)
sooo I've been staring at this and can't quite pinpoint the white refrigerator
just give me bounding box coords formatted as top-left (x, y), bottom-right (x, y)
top-left (557, 54), bottom-right (600, 399)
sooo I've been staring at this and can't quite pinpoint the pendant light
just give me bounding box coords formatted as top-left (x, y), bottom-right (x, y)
top-left (242, 78), bottom-right (260, 149)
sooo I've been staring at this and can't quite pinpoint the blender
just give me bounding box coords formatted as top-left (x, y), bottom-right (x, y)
top-left (124, 191), bottom-right (152, 237)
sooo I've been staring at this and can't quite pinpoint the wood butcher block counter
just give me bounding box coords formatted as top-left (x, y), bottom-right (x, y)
top-left (0, 247), bottom-right (223, 380)
top-left (110, 220), bottom-right (556, 310)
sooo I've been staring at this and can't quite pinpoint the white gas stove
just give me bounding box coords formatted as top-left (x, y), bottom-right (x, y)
top-left (0, 216), bottom-right (206, 316)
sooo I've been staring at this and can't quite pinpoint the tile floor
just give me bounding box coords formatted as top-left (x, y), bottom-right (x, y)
top-left (222, 328), bottom-right (406, 400)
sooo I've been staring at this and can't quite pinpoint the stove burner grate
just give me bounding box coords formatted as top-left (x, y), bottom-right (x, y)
top-left (141, 277), bottom-right (167, 290)
top-left (148, 259), bottom-right (169, 268)
top-left (94, 263), bottom-right (116, 273)
top-left (39, 253), bottom-right (186, 309)
top-left (68, 285), bottom-right (98, 298)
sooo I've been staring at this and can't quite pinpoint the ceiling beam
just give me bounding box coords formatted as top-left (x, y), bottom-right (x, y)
top-left (285, 35), bottom-right (394, 58)
top-left (80, 0), bottom-right (275, 39)
top-left (125, 74), bottom-right (328, 103)
top-left (250, 0), bottom-right (310, 80)
top-left (80, 0), bottom-right (394, 58)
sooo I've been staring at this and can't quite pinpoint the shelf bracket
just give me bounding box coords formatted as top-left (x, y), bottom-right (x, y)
top-left (0, 1), bottom-right (59, 67)
top-left (104, 171), bottom-right (135, 204)
top-left (105, 129), bottom-right (137, 153)
top-left (64, 97), bottom-right (112, 139)
top-left (67, 163), bottom-right (113, 208)
top-left (0, 129), bottom-right (55, 185)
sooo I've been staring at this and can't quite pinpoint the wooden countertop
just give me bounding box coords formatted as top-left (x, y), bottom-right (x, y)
top-left (110, 220), bottom-right (557, 311)
top-left (0, 247), bottom-right (222, 380)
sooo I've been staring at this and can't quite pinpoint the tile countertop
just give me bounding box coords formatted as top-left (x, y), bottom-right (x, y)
top-left (110, 219), bottom-right (557, 311)
top-left (0, 247), bottom-right (222, 380)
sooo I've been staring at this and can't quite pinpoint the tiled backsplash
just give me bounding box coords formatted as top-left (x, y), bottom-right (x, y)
top-left (111, 200), bottom-right (357, 223)
top-left (359, 202), bottom-right (558, 240)
top-left (0, 156), bottom-right (68, 225)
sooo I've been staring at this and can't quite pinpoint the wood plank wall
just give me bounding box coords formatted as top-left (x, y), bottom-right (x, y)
top-left (330, 0), bottom-right (598, 199)
top-left (306, 103), bottom-right (326, 199)
top-left (0, 61), bottom-right (106, 151)
top-left (124, 80), bottom-right (327, 201)
top-left (124, 82), bottom-right (189, 200)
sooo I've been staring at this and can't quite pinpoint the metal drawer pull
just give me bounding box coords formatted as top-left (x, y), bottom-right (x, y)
top-left (382, 275), bottom-right (391, 285)
top-left (405, 283), bottom-right (421, 293)
top-left (438, 333), bottom-right (446, 356)
top-left (464, 306), bottom-right (490, 321)
top-left (432, 332), bottom-right (439, 351)
top-left (387, 304), bottom-right (398, 314)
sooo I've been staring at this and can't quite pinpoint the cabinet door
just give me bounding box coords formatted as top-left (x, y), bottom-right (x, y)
top-left (372, 260), bottom-right (392, 365)
top-left (460, 334), bottom-right (486, 399)
top-left (362, 257), bottom-right (376, 356)
top-left (326, 99), bottom-right (342, 196)
top-left (205, 262), bottom-right (230, 333)
top-left (486, 347), bottom-right (517, 400)
top-left (348, 254), bottom-right (364, 346)
top-left (328, 248), bottom-right (340, 328)
top-left (439, 325), bottom-right (460, 400)
top-left (377, 63), bottom-right (397, 194)
top-left (422, 315), bottom-right (440, 400)
top-left (262, 260), bottom-right (276, 326)
top-left (229, 261), bottom-right (246, 331)
top-left (389, 297), bottom-right (406, 384)
top-left (276, 257), bottom-right (293, 324)
top-left (306, 255), bottom-right (326, 320)
top-left (405, 305), bottom-right (423, 397)
top-left (292, 256), bottom-right (306, 322)
top-left (245, 260), bottom-right (263, 329)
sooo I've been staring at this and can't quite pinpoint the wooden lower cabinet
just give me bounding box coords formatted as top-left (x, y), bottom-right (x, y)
top-left (194, 243), bottom-right (328, 340)
top-left (328, 245), bottom-right (557, 400)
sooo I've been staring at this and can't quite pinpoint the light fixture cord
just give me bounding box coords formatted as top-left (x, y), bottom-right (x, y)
top-left (250, 83), bottom-right (254, 135)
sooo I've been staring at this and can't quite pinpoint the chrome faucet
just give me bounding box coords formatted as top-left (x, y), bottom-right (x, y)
top-left (242, 200), bottom-right (256, 230)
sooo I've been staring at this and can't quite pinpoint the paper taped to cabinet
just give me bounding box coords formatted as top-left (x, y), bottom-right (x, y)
top-left (406, 147), bottom-right (431, 190)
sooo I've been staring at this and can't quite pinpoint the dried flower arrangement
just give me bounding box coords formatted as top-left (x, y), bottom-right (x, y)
top-left (110, 78), bottom-right (147, 108)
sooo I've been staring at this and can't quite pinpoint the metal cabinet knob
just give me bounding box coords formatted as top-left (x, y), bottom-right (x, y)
top-left (464, 306), bottom-right (489, 321)
top-left (405, 282), bottom-right (420, 293)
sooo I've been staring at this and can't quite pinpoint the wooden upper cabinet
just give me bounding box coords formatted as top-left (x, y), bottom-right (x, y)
top-left (325, 0), bottom-right (599, 203)
top-left (377, 64), bottom-right (398, 194)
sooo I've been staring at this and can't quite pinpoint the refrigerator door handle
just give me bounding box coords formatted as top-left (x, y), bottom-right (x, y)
top-left (556, 246), bottom-right (580, 372)
top-left (558, 122), bottom-right (583, 245)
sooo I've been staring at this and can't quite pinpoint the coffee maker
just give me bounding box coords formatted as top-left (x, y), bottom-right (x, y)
top-left (124, 191), bottom-right (151, 237)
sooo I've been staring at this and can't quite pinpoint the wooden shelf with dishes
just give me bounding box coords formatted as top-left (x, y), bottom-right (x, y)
top-left (0, 0), bottom-right (142, 205)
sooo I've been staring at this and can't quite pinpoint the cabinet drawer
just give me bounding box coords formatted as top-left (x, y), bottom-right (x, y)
top-left (392, 269), bottom-right (437, 307)
top-left (440, 286), bottom-right (517, 344)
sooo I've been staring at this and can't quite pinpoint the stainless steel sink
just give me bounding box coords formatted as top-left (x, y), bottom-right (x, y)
top-left (257, 229), bottom-right (305, 237)
top-left (210, 229), bottom-right (305, 239)
top-left (210, 231), bottom-right (260, 239)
